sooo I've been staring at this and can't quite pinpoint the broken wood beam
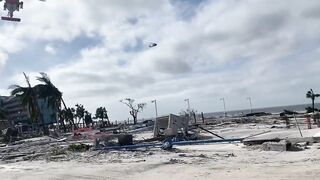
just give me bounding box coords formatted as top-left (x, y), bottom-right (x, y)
top-left (243, 138), bottom-right (281, 146)
top-left (244, 130), bottom-right (272, 139)
top-left (198, 126), bottom-right (225, 140)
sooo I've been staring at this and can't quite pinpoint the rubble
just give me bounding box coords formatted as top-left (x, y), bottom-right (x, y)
top-left (0, 113), bottom-right (319, 180)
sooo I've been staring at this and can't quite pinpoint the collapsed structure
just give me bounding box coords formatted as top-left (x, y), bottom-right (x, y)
top-left (153, 114), bottom-right (189, 138)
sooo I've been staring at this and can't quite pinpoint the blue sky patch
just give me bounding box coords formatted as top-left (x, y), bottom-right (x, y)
top-left (0, 34), bottom-right (101, 88)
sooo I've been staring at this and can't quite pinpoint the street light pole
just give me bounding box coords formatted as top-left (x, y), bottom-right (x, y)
top-left (247, 97), bottom-right (252, 113)
top-left (220, 98), bottom-right (227, 117)
top-left (151, 100), bottom-right (158, 117)
top-left (184, 99), bottom-right (190, 112)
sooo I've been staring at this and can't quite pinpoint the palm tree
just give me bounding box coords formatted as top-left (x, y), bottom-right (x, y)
top-left (306, 89), bottom-right (320, 124)
top-left (59, 107), bottom-right (75, 131)
top-left (36, 72), bottom-right (73, 130)
top-left (95, 107), bottom-right (110, 126)
top-left (10, 73), bottom-right (40, 123)
top-left (36, 72), bottom-right (64, 109)
top-left (306, 89), bottom-right (320, 113)
top-left (84, 111), bottom-right (93, 127)
top-left (75, 104), bottom-right (85, 127)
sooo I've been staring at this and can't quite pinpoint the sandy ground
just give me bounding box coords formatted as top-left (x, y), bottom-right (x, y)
top-left (1, 142), bottom-right (320, 180)
top-left (1, 124), bottom-right (320, 180)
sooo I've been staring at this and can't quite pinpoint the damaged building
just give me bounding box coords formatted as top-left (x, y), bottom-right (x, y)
top-left (153, 114), bottom-right (189, 138)
top-left (0, 95), bottom-right (58, 130)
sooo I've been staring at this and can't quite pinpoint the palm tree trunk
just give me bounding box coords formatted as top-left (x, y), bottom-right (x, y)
top-left (312, 98), bottom-right (316, 124)
top-left (82, 118), bottom-right (85, 128)
top-left (312, 98), bottom-right (315, 113)
top-left (60, 114), bottom-right (67, 133)
top-left (61, 98), bottom-right (68, 110)
top-left (58, 98), bottom-right (68, 132)
top-left (61, 98), bottom-right (76, 128)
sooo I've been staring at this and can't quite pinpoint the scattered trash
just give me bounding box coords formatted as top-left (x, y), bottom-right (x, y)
top-left (166, 158), bottom-right (187, 164)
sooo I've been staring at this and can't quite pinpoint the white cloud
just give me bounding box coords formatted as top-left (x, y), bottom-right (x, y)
top-left (0, 51), bottom-right (8, 69)
top-left (1, 0), bottom-right (320, 120)
top-left (44, 44), bottom-right (56, 55)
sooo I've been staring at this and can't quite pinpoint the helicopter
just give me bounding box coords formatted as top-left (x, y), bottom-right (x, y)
top-left (0, 0), bottom-right (45, 22)
top-left (149, 42), bottom-right (157, 48)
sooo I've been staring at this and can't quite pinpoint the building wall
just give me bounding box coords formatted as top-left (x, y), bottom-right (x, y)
top-left (0, 96), bottom-right (30, 124)
top-left (0, 96), bottom-right (58, 125)
top-left (0, 120), bottom-right (9, 131)
top-left (153, 114), bottom-right (189, 137)
top-left (153, 115), bottom-right (169, 137)
top-left (167, 114), bottom-right (189, 136)
top-left (0, 97), bottom-right (9, 130)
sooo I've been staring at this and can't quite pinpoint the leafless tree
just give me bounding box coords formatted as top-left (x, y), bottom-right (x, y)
top-left (120, 98), bottom-right (146, 124)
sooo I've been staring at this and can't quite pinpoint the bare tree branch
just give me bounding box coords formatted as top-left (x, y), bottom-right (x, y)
top-left (120, 98), bottom-right (146, 124)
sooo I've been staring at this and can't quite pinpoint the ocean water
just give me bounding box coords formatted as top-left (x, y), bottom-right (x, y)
top-left (205, 103), bottom-right (320, 117)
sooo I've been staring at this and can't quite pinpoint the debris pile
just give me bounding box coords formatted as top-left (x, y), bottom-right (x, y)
top-left (0, 112), bottom-right (319, 168)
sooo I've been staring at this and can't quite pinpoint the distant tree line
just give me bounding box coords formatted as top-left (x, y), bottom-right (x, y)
top-left (3, 72), bottom-right (163, 134)
top-left (6, 72), bottom-right (118, 133)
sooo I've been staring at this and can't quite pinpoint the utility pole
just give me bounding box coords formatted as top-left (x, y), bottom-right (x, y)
top-left (151, 100), bottom-right (158, 117)
top-left (220, 98), bottom-right (227, 117)
top-left (184, 99), bottom-right (190, 112)
top-left (247, 97), bottom-right (253, 113)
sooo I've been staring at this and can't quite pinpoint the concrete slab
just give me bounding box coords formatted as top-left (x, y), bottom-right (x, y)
top-left (262, 140), bottom-right (287, 151)
top-left (245, 128), bottom-right (320, 141)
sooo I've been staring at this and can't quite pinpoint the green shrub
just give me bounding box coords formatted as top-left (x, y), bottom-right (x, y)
top-left (68, 143), bottom-right (91, 152)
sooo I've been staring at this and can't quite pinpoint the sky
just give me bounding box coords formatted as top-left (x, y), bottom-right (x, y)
top-left (0, 0), bottom-right (320, 121)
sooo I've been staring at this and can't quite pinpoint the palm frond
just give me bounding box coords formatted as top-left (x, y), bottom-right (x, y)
top-left (310, 89), bottom-right (314, 93)
top-left (36, 72), bottom-right (53, 86)
top-left (23, 72), bottom-right (32, 88)
top-left (10, 85), bottom-right (27, 96)
top-left (9, 84), bottom-right (22, 90)
top-left (306, 90), bottom-right (313, 98)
